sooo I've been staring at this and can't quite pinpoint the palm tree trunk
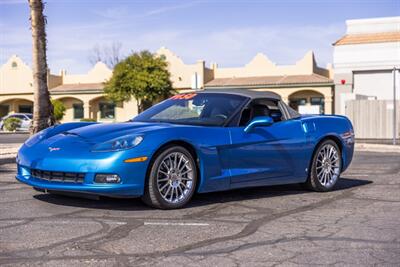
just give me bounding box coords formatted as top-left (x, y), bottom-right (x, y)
top-left (29, 0), bottom-right (55, 134)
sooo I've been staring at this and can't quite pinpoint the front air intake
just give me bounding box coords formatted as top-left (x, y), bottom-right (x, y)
top-left (31, 169), bottom-right (85, 183)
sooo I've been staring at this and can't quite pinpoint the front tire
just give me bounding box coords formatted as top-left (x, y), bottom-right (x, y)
top-left (141, 146), bottom-right (197, 209)
top-left (305, 140), bottom-right (342, 192)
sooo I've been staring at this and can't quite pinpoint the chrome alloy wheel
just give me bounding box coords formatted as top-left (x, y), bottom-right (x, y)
top-left (156, 152), bottom-right (194, 203)
top-left (316, 144), bottom-right (340, 187)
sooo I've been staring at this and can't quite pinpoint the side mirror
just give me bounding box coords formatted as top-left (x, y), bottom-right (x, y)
top-left (244, 116), bottom-right (274, 133)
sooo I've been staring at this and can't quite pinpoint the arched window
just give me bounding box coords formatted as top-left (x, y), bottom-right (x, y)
top-left (11, 61), bottom-right (18, 68)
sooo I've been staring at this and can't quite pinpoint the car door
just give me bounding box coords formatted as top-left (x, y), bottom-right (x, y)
top-left (226, 99), bottom-right (309, 187)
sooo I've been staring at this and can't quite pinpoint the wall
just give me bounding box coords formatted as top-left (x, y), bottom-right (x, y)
top-left (62, 62), bottom-right (112, 84)
top-left (0, 98), bottom-right (33, 113)
top-left (333, 42), bottom-right (400, 73)
top-left (156, 47), bottom-right (205, 89)
top-left (212, 51), bottom-right (329, 78)
top-left (0, 55), bottom-right (33, 94)
top-left (48, 73), bottom-right (63, 89)
top-left (53, 97), bottom-right (83, 122)
top-left (346, 100), bottom-right (400, 139)
top-left (90, 97), bottom-right (138, 122)
top-left (346, 16), bottom-right (400, 34)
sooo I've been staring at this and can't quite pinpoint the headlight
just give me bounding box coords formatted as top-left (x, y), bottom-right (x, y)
top-left (24, 126), bottom-right (55, 147)
top-left (92, 135), bottom-right (143, 152)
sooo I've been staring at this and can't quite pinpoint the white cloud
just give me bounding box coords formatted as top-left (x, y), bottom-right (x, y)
top-left (92, 6), bottom-right (130, 20)
top-left (143, 1), bottom-right (201, 17)
top-left (0, 18), bottom-right (345, 73)
top-left (92, 1), bottom-right (202, 22)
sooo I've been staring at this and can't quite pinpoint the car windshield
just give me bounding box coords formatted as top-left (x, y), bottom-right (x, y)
top-left (26, 114), bottom-right (33, 119)
top-left (133, 93), bottom-right (247, 126)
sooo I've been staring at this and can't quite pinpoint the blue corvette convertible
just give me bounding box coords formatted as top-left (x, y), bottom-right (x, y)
top-left (16, 90), bottom-right (354, 209)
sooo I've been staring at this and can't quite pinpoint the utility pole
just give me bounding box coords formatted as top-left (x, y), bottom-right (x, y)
top-left (394, 67), bottom-right (397, 145)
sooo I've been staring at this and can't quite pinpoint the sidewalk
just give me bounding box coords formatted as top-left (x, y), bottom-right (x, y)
top-left (0, 143), bottom-right (20, 164)
top-left (355, 143), bottom-right (400, 153)
top-left (0, 143), bottom-right (21, 158)
top-left (0, 131), bottom-right (29, 134)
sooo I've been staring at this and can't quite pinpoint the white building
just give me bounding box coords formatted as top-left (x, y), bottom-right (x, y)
top-left (333, 16), bottom-right (400, 115)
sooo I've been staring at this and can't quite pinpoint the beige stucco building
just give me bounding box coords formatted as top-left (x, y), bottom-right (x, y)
top-left (159, 47), bottom-right (334, 114)
top-left (0, 55), bottom-right (138, 123)
top-left (0, 48), bottom-right (334, 123)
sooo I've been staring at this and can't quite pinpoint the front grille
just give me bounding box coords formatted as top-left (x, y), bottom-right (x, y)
top-left (31, 169), bottom-right (85, 183)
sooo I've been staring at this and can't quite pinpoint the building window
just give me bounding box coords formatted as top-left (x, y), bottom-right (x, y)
top-left (73, 103), bottom-right (84, 119)
top-left (310, 97), bottom-right (325, 114)
top-left (99, 102), bottom-right (115, 119)
top-left (18, 105), bottom-right (32, 114)
top-left (11, 61), bottom-right (17, 68)
top-left (0, 105), bottom-right (10, 118)
top-left (289, 98), bottom-right (306, 111)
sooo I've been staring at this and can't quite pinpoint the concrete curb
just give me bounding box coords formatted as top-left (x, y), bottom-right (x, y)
top-left (355, 143), bottom-right (400, 153)
top-left (0, 144), bottom-right (21, 165)
top-left (0, 131), bottom-right (29, 135)
top-left (0, 157), bottom-right (15, 165)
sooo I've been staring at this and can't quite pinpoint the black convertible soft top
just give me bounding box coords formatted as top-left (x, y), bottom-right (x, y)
top-left (198, 89), bottom-right (281, 100)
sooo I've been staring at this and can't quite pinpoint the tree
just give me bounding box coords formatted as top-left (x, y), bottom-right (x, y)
top-left (51, 99), bottom-right (66, 122)
top-left (29, 0), bottom-right (55, 134)
top-left (89, 42), bottom-right (122, 68)
top-left (104, 50), bottom-right (175, 113)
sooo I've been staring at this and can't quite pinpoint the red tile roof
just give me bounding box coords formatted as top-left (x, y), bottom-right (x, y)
top-left (333, 32), bottom-right (400, 46)
top-left (205, 74), bottom-right (332, 88)
top-left (50, 83), bottom-right (104, 92)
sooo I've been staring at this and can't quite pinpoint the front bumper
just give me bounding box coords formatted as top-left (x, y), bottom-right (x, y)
top-left (15, 171), bottom-right (143, 197)
top-left (16, 143), bottom-right (151, 197)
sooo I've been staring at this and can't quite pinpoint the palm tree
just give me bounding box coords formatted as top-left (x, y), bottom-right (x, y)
top-left (28, 0), bottom-right (55, 134)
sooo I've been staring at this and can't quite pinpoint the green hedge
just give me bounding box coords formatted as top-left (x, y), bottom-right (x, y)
top-left (3, 117), bottom-right (22, 131)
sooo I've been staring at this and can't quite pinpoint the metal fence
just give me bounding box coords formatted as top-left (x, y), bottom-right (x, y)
top-left (345, 100), bottom-right (400, 139)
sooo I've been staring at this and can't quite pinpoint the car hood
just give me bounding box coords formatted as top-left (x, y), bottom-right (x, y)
top-left (62, 121), bottom-right (174, 143)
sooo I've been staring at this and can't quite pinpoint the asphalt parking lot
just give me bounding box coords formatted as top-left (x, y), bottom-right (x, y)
top-left (0, 151), bottom-right (399, 266)
top-left (0, 133), bottom-right (29, 144)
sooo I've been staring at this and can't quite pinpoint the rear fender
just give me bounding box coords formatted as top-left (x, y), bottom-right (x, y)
top-left (301, 115), bottom-right (354, 173)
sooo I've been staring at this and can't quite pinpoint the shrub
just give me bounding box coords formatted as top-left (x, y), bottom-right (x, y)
top-left (80, 118), bottom-right (96, 122)
top-left (51, 99), bottom-right (66, 122)
top-left (3, 117), bottom-right (22, 131)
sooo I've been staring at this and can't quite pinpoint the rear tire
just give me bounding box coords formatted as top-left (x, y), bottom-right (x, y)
top-left (141, 146), bottom-right (197, 209)
top-left (304, 140), bottom-right (342, 192)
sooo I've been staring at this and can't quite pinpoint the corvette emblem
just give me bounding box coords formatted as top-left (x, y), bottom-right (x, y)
top-left (48, 147), bottom-right (60, 152)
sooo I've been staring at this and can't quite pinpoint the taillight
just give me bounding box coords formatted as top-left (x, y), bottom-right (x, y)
top-left (341, 130), bottom-right (355, 144)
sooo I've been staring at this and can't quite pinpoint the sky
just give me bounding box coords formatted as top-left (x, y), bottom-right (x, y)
top-left (0, 0), bottom-right (399, 74)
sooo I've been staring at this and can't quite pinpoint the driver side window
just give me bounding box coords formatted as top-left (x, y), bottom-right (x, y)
top-left (238, 99), bottom-right (284, 126)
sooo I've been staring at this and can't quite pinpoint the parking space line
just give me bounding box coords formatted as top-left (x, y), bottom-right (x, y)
top-left (144, 222), bottom-right (209, 226)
